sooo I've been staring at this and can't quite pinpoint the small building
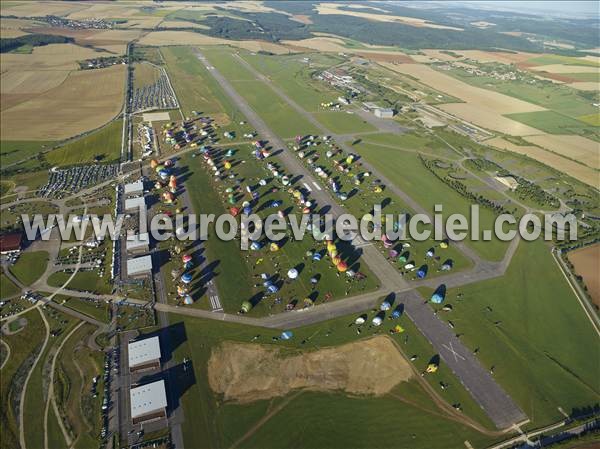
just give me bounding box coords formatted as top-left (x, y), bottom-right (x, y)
top-left (124, 180), bottom-right (144, 196)
top-left (494, 175), bottom-right (519, 191)
top-left (0, 232), bottom-right (23, 254)
top-left (374, 108), bottom-right (394, 119)
top-left (126, 232), bottom-right (150, 254)
top-left (130, 380), bottom-right (168, 424)
top-left (127, 254), bottom-right (153, 278)
top-left (128, 335), bottom-right (161, 372)
top-left (124, 196), bottom-right (146, 212)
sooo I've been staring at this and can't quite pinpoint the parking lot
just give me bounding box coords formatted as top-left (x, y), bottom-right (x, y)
top-left (39, 164), bottom-right (119, 198)
top-left (132, 70), bottom-right (178, 112)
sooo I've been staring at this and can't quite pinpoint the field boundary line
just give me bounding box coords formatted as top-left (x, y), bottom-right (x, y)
top-left (552, 248), bottom-right (600, 337)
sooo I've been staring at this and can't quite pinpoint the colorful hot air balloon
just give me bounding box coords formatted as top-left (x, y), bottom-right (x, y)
top-left (224, 160), bottom-right (232, 170)
top-left (183, 295), bottom-right (193, 305)
top-left (336, 261), bottom-right (348, 272)
top-left (230, 207), bottom-right (240, 216)
top-left (150, 159), bottom-right (159, 168)
top-left (269, 242), bottom-right (280, 252)
top-left (287, 268), bottom-right (299, 279)
top-left (182, 254), bottom-right (192, 263)
top-left (181, 272), bottom-right (193, 284)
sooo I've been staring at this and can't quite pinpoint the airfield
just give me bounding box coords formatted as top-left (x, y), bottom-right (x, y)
top-left (1, 2), bottom-right (599, 449)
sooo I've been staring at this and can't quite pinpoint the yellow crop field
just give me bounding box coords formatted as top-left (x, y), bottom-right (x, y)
top-left (138, 31), bottom-right (291, 54)
top-left (569, 82), bottom-right (600, 91)
top-left (1, 70), bottom-right (70, 95)
top-left (1, 43), bottom-right (114, 71)
top-left (382, 63), bottom-right (545, 113)
top-left (523, 135), bottom-right (600, 170)
top-left (282, 37), bottom-right (348, 53)
top-left (1, 1), bottom-right (87, 17)
top-left (487, 137), bottom-right (598, 187)
top-left (531, 64), bottom-right (600, 74)
top-left (1, 65), bottom-right (126, 140)
top-left (315, 3), bottom-right (463, 30)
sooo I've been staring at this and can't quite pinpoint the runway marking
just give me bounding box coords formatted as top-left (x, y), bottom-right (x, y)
top-left (210, 295), bottom-right (223, 312)
top-left (302, 182), bottom-right (312, 192)
top-left (442, 342), bottom-right (465, 362)
top-left (312, 182), bottom-right (322, 191)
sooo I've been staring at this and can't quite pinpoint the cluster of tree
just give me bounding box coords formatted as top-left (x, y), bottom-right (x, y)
top-left (200, 12), bottom-right (311, 42)
top-left (0, 33), bottom-right (73, 53)
top-left (514, 177), bottom-right (560, 209)
top-left (420, 156), bottom-right (513, 216)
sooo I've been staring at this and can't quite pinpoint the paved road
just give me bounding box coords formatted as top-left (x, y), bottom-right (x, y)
top-left (195, 49), bottom-right (527, 430)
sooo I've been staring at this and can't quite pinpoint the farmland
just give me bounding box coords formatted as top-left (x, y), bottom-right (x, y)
top-left (568, 244), bottom-right (600, 307)
top-left (429, 240), bottom-right (600, 428)
top-left (1, 64), bottom-right (126, 141)
top-left (44, 119), bottom-right (122, 166)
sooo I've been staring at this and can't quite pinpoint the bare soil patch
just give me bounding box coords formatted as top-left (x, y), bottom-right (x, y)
top-left (208, 336), bottom-right (413, 403)
top-left (568, 244), bottom-right (600, 307)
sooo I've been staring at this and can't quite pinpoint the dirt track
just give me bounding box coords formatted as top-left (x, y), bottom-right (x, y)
top-left (208, 336), bottom-right (413, 403)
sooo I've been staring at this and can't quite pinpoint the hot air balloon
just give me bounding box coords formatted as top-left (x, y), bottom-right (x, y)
top-left (287, 268), bottom-right (299, 279)
top-left (150, 159), bottom-right (159, 169)
top-left (182, 254), bottom-right (192, 263)
top-left (372, 315), bottom-right (383, 326)
top-left (280, 331), bottom-right (293, 340)
top-left (270, 242), bottom-right (280, 252)
top-left (355, 316), bottom-right (366, 325)
top-left (181, 272), bottom-right (193, 284)
top-left (240, 301), bottom-right (252, 314)
top-left (230, 207), bottom-right (240, 216)
top-left (312, 252), bottom-right (322, 261)
top-left (183, 295), bottom-right (193, 305)
top-left (250, 241), bottom-right (262, 251)
top-left (162, 191), bottom-right (174, 203)
top-left (380, 299), bottom-right (391, 311)
top-left (177, 285), bottom-right (187, 297)
top-left (224, 160), bottom-right (232, 170)
top-left (336, 261), bottom-right (348, 272)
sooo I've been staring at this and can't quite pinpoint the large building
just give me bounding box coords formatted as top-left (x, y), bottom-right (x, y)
top-left (130, 380), bottom-right (168, 424)
top-left (124, 180), bottom-right (144, 196)
top-left (128, 335), bottom-right (161, 372)
top-left (374, 108), bottom-right (394, 119)
top-left (127, 254), bottom-right (153, 278)
top-left (124, 196), bottom-right (146, 212)
top-left (126, 232), bottom-right (150, 254)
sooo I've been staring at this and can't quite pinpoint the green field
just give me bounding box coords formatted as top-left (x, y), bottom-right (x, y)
top-left (361, 131), bottom-right (463, 160)
top-left (166, 313), bottom-right (499, 449)
top-left (577, 113), bottom-right (600, 126)
top-left (0, 308), bottom-right (46, 449)
top-left (564, 72), bottom-right (600, 82)
top-left (9, 251), bottom-right (49, 286)
top-left (0, 140), bottom-right (55, 166)
top-left (45, 120), bottom-right (122, 167)
top-left (0, 274), bottom-right (20, 299)
top-left (23, 308), bottom-right (78, 449)
top-left (54, 323), bottom-right (106, 449)
top-left (352, 140), bottom-right (510, 261)
top-left (47, 270), bottom-right (112, 295)
top-left (426, 240), bottom-right (600, 427)
top-left (61, 296), bottom-right (110, 323)
top-left (312, 111), bottom-right (376, 134)
top-left (525, 54), bottom-right (600, 67)
top-left (506, 110), bottom-right (594, 134)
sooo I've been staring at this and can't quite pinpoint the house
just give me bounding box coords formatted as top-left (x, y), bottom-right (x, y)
top-left (130, 380), bottom-right (168, 424)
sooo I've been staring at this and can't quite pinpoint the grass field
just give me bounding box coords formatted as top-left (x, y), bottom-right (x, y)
top-left (351, 140), bottom-right (509, 261)
top-left (45, 119), bottom-right (122, 167)
top-left (0, 140), bottom-right (55, 166)
top-left (312, 111), bottom-right (377, 134)
top-left (525, 54), bottom-right (600, 67)
top-left (0, 274), bottom-right (20, 298)
top-left (9, 251), bottom-right (49, 286)
top-left (61, 296), bottom-right (110, 323)
top-left (47, 270), bottom-right (112, 295)
top-left (164, 312), bottom-right (499, 449)
top-left (506, 110), bottom-right (593, 135)
top-left (202, 48), bottom-right (321, 138)
top-left (577, 113), bottom-right (600, 126)
top-left (565, 72), bottom-right (600, 82)
top-left (0, 308), bottom-right (46, 449)
top-left (23, 308), bottom-right (78, 449)
top-left (426, 240), bottom-right (600, 428)
top-left (132, 61), bottom-right (160, 89)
